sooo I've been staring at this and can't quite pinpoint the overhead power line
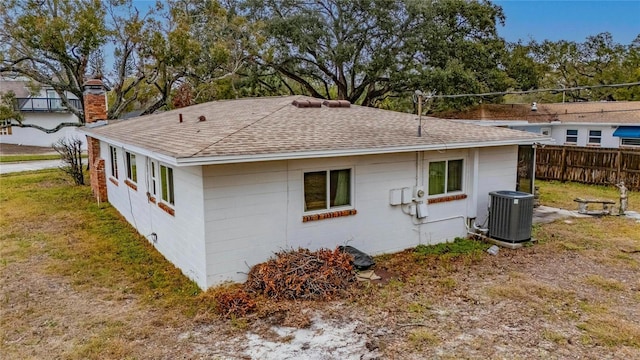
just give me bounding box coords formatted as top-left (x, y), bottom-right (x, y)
top-left (418, 81), bottom-right (640, 99)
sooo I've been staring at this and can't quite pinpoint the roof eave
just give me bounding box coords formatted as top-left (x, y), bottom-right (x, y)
top-left (80, 127), bottom-right (548, 167)
top-left (79, 129), bottom-right (180, 166)
top-left (174, 138), bottom-right (547, 166)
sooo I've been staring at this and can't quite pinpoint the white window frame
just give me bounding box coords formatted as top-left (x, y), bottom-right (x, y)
top-left (149, 160), bottom-right (158, 197)
top-left (588, 129), bottom-right (602, 146)
top-left (427, 158), bottom-right (465, 197)
top-left (303, 167), bottom-right (354, 213)
top-left (565, 129), bottom-right (578, 144)
top-left (154, 162), bottom-right (175, 207)
top-left (109, 146), bottom-right (119, 179)
top-left (125, 151), bottom-right (137, 183)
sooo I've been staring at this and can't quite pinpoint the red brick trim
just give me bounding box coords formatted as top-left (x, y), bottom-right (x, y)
top-left (109, 177), bottom-right (119, 186)
top-left (428, 194), bottom-right (467, 204)
top-left (302, 209), bottom-right (357, 222)
top-left (87, 137), bottom-right (107, 202)
top-left (147, 194), bottom-right (156, 204)
top-left (158, 202), bottom-right (175, 216)
top-left (125, 179), bottom-right (137, 191)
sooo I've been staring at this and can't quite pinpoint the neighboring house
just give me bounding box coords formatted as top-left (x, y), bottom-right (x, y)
top-left (80, 85), bottom-right (546, 290)
top-left (0, 78), bottom-right (85, 147)
top-left (441, 102), bottom-right (640, 148)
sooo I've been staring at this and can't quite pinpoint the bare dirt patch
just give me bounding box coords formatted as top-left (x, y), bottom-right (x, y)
top-left (1, 255), bottom-right (201, 359)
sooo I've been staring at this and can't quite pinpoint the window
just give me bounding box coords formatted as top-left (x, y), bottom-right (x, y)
top-left (565, 129), bottom-right (578, 143)
top-left (621, 138), bottom-right (640, 147)
top-left (149, 161), bottom-right (158, 197)
top-left (588, 130), bottom-right (602, 145)
top-left (0, 119), bottom-right (11, 135)
top-left (304, 169), bottom-right (351, 211)
top-left (46, 89), bottom-right (63, 110)
top-left (160, 164), bottom-right (174, 205)
top-left (109, 146), bottom-right (118, 179)
top-left (125, 152), bottom-right (137, 183)
top-left (428, 159), bottom-right (463, 196)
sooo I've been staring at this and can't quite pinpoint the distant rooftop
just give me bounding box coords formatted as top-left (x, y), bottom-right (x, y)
top-left (438, 102), bottom-right (640, 124)
top-left (0, 79), bottom-right (31, 98)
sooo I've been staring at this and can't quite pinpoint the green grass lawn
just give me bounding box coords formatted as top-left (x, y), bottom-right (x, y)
top-left (0, 154), bottom-right (62, 163)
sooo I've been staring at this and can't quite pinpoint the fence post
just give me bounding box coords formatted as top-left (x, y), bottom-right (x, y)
top-left (616, 149), bottom-right (621, 185)
top-left (560, 146), bottom-right (567, 183)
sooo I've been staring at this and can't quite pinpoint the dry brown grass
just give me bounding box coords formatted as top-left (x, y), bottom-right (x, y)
top-left (1, 170), bottom-right (639, 359)
top-left (538, 180), bottom-right (640, 211)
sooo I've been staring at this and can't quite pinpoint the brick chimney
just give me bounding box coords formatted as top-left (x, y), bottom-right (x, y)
top-left (82, 78), bottom-right (108, 123)
top-left (83, 78), bottom-right (108, 203)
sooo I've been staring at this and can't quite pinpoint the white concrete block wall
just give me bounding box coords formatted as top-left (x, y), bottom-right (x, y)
top-left (202, 161), bottom-right (289, 286)
top-left (100, 142), bottom-right (208, 288)
top-left (0, 113), bottom-right (86, 148)
top-left (420, 148), bottom-right (474, 244)
top-left (101, 144), bottom-right (521, 289)
top-left (550, 124), bottom-right (619, 148)
top-left (476, 145), bottom-right (519, 225)
top-left (286, 153), bottom-right (420, 255)
top-left (201, 150), bottom-right (497, 287)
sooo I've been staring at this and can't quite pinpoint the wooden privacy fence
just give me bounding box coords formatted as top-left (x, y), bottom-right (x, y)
top-left (536, 145), bottom-right (640, 191)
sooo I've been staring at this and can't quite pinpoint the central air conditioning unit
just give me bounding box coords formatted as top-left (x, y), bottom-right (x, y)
top-left (488, 190), bottom-right (534, 243)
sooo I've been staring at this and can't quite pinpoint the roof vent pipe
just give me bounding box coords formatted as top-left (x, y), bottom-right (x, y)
top-left (198, 115), bottom-right (206, 122)
top-left (179, 113), bottom-right (183, 123)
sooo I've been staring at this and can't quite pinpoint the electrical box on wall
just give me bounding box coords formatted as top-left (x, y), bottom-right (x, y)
top-left (414, 186), bottom-right (425, 200)
top-left (416, 202), bottom-right (428, 219)
top-left (401, 187), bottom-right (412, 204)
top-left (389, 189), bottom-right (402, 205)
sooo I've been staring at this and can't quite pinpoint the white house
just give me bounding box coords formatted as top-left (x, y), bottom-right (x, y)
top-left (0, 78), bottom-right (85, 148)
top-left (80, 93), bottom-right (546, 290)
top-left (444, 102), bottom-right (640, 149)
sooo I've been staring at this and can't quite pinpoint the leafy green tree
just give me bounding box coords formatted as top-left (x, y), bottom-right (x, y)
top-left (503, 41), bottom-right (542, 92)
top-left (107, 0), bottom-right (260, 115)
top-left (528, 32), bottom-right (639, 102)
top-left (0, 0), bottom-right (109, 123)
top-left (242, 0), bottom-right (509, 109)
top-left (0, 91), bottom-right (24, 124)
top-left (1, 0), bottom-right (261, 127)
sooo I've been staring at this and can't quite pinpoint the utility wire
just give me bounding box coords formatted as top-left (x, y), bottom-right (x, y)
top-left (420, 81), bottom-right (640, 99)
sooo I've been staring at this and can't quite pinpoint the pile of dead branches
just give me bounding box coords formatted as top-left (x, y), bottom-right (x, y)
top-left (245, 247), bottom-right (356, 301)
top-left (213, 287), bottom-right (256, 318)
top-left (197, 284), bottom-right (257, 319)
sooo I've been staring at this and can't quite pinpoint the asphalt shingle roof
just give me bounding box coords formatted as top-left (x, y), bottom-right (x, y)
top-left (82, 96), bottom-right (543, 162)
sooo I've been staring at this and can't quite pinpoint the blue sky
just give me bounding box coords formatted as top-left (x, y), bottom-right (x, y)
top-left (494, 0), bottom-right (640, 44)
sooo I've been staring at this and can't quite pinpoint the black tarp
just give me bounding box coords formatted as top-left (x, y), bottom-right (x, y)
top-left (338, 246), bottom-right (375, 270)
